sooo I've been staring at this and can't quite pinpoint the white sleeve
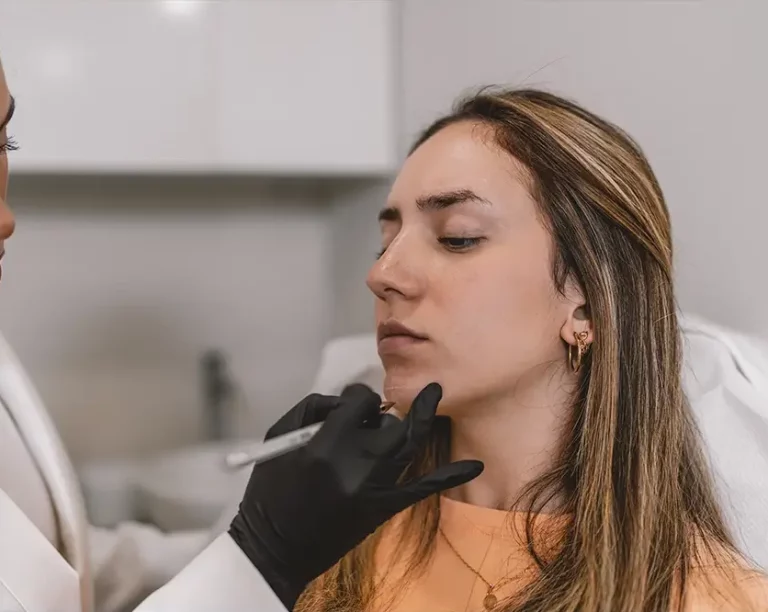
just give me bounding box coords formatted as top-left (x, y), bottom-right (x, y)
top-left (0, 488), bottom-right (81, 612)
top-left (0, 582), bottom-right (25, 612)
top-left (133, 533), bottom-right (289, 612)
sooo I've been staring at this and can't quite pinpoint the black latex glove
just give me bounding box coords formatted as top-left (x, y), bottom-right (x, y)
top-left (229, 382), bottom-right (484, 610)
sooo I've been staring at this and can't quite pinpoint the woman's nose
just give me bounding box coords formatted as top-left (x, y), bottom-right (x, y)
top-left (366, 238), bottom-right (423, 302)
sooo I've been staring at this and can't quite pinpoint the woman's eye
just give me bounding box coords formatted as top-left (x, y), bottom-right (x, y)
top-left (439, 237), bottom-right (484, 252)
top-left (376, 236), bottom-right (485, 259)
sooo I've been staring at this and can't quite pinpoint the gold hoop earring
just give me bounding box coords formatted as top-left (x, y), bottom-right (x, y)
top-left (568, 331), bottom-right (590, 373)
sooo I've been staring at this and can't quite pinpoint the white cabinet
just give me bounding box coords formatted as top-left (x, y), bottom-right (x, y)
top-left (212, 1), bottom-right (396, 175)
top-left (1, 0), bottom-right (396, 175)
top-left (1, 1), bottom-right (215, 173)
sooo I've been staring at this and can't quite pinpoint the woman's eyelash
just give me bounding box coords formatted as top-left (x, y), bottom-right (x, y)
top-left (0, 137), bottom-right (19, 153)
top-left (376, 236), bottom-right (485, 260)
top-left (439, 236), bottom-right (485, 251)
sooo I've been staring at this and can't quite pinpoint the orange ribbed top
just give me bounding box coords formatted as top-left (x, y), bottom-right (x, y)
top-left (370, 496), bottom-right (767, 612)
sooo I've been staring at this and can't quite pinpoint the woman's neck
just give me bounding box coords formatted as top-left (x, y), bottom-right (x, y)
top-left (445, 369), bottom-right (573, 510)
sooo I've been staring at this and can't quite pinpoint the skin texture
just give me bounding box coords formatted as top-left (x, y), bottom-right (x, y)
top-left (367, 121), bottom-right (592, 508)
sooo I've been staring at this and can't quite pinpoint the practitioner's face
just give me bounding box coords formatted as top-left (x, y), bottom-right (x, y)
top-left (0, 60), bottom-right (17, 282)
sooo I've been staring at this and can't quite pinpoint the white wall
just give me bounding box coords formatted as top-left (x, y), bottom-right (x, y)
top-left (400, 0), bottom-right (768, 339)
top-left (1, 176), bottom-right (334, 462)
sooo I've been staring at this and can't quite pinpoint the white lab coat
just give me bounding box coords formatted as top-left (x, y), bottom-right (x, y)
top-left (1, 313), bottom-right (767, 612)
top-left (0, 332), bottom-right (92, 612)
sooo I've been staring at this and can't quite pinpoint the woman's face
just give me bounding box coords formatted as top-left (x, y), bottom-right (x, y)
top-left (367, 121), bottom-right (583, 415)
top-left (0, 60), bottom-right (16, 279)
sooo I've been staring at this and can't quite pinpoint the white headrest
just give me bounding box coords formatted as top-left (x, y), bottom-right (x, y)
top-left (309, 334), bottom-right (384, 396)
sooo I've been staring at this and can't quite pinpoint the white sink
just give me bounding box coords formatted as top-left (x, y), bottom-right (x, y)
top-left (79, 459), bottom-right (143, 528)
top-left (79, 440), bottom-right (255, 532)
top-left (134, 441), bottom-right (254, 532)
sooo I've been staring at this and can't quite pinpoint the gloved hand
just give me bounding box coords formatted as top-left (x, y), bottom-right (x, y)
top-left (229, 382), bottom-right (483, 609)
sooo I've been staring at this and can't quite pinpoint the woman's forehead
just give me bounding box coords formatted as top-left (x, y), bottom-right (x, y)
top-left (389, 122), bottom-right (531, 210)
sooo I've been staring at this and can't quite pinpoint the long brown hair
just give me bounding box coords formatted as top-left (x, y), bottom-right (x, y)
top-left (297, 88), bottom-right (741, 611)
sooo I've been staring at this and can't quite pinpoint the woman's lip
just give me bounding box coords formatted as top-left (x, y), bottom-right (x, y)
top-left (377, 320), bottom-right (427, 342)
top-left (378, 334), bottom-right (428, 353)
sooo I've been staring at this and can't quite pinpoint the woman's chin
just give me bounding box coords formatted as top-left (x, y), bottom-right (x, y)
top-left (383, 374), bottom-right (450, 415)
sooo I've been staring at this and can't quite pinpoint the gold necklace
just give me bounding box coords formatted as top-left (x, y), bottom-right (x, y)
top-left (438, 525), bottom-right (515, 611)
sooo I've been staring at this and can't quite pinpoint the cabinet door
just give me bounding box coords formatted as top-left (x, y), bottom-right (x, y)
top-left (1, 1), bottom-right (214, 173)
top-left (211, 0), bottom-right (396, 175)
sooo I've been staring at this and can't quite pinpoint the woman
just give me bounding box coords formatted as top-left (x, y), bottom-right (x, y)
top-left (295, 89), bottom-right (768, 611)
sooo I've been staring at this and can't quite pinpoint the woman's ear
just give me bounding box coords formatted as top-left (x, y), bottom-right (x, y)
top-left (559, 279), bottom-right (593, 348)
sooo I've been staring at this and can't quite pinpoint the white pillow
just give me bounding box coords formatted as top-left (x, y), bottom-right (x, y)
top-left (680, 314), bottom-right (768, 570)
top-left (310, 334), bottom-right (384, 396)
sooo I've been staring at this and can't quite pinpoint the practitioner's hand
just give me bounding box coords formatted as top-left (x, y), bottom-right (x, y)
top-left (229, 382), bottom-right (483, 609)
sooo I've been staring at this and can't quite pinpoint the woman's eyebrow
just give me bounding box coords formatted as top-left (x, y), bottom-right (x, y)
top-left (378, 189), bottom-right (492, 222)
